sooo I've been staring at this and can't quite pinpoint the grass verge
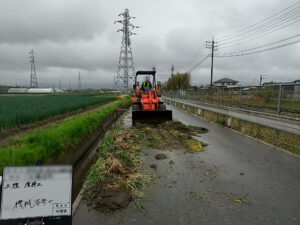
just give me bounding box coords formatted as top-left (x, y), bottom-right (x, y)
top-left (0, 97), bottom-right (132, 174)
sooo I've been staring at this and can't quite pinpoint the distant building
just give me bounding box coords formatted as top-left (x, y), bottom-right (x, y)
top-left (263, 79), bottom-right (300, 101)
top-left (53, 88), bottom-right (64, 93)
top-left (8, 88), bottom-right (56, 94)
top-left (8, 88), bottom-right (29, 93)
top-left (263, 79), bottom-right (300, 86)
top-left (27, 88), bottom-right (55, 94)
top-left (213, 78), bottom-right (239, 87)
top-left (294, 79), bottom-right (300, 84)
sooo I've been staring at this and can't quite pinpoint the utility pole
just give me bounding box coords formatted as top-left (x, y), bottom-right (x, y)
top-left (69, 81), bottom-right (71, 90)
top-left (181, 72), bottom-right (183, 90)
top-left (259, 75), bottom-right (267, 86)
top-left (59, 80), bottom-right (62, 89)
top-left (206, 37), bottom-right (218, 90)
top-left (114, 9), bottom-right (138, 92)
top-left (29, 49), bottom-right (38, 88)
top-left (171, 64), bottom-right (175, 77)
top-left (78, 72), bottom-right (81, 90)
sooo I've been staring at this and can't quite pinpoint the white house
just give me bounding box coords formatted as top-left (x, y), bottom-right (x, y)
top-left (213, 78), bottom-right (239, 87)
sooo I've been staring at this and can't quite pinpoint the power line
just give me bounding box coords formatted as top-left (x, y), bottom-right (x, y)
top-left (217, 7), bottom-right (300, 44)
top-left (183, 43), bottom-right (206, 64)
top-left (215, 39), bottom-right (300, 57)
top-left (218, 34), bottom-right (300, 55)
top-left (187, 55), bottom-right (210, 72)
top-left (216, 2), bottom-right (300, 41)
top-left (217, 18), bottom-right (300, 50)
top-left (176, 2), bottom-right (300, 83)
top-left (180, 45), bottom-right (208, 72)
top-left (218, 13), bottom-right (300, 47)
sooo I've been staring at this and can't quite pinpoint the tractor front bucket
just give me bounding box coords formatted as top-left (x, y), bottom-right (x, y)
top-left (132, 110), bottom-right (172, 126)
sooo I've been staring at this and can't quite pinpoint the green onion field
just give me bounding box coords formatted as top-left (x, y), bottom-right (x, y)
top-left (0, 94), bottom-right (116, 129)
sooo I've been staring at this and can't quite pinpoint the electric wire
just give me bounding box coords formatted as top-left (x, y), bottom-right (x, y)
top-left (187, 55), bottom-right (210, 72)
top-left (215, 2), bottom-right (300, 41)
top-left (218, 13), bottom-right (300, 46)
top-left (215, 39), bottom-right (300, 57)
top-left (218, 34), bottom-right (300, 55)
top-left (172, 2), bottom-right (300, 74)
top-left (217, 19), bottom-right (300, 50)
top-left (217, 7), bottom-right (300, 44)
top-left (180, 47), bottom-right (208, 72)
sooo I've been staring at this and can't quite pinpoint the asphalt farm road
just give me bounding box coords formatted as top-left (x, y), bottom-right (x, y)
top-left (73, 105), bottom-right (300, 225)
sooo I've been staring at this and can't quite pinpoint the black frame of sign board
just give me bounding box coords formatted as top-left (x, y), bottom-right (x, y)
top-left (0, 165), bottom-right (73, 225)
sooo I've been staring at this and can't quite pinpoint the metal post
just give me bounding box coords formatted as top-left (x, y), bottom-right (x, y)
top-left (221, 88), bottom-right (224, 105)
top-left (277, 84), bottom-right (282, 115)
top-left (239, 87), bottom-right (242, 107)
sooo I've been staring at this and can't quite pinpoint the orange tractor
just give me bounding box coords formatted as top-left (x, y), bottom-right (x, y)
top-left (132, 70), bottom-right (172, 125)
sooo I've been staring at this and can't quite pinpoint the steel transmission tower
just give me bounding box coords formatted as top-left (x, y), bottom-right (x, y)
top-left (78, 72), bottom-right (81, 90)
top-left (29, 49), bottom-right (38, 88)
top-left (114, 9), bottom-right (138, 92)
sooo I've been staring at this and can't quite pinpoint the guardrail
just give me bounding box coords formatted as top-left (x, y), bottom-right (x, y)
top-left (163, 97), bottom-right (300, 137)
top-left (163, 83), bottom-right (300, 119)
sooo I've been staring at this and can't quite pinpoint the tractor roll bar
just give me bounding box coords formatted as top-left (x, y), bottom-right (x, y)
top-left (135, 70), bottom-right (156, 90)
top-left (136, 71), bottom-right (156, 75)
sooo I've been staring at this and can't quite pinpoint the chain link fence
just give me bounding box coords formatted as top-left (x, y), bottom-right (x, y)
top-left (163, 83), bottom-right (300, 119)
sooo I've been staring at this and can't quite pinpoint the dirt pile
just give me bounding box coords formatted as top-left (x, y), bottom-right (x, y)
top-left (133, 121), bottom-right (208, 152)
top-left (83, 180), bottom-right (132, 211)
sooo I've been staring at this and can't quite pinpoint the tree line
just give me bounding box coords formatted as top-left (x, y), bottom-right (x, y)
top-left (164, 72), bottom-right (191, 90)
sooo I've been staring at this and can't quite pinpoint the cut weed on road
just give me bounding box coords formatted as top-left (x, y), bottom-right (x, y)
top-left (83, 120), bottom-right (208, 212)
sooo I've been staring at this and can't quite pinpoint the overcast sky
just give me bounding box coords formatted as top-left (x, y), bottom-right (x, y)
top-left (0, 0), bottom-right (299, 88)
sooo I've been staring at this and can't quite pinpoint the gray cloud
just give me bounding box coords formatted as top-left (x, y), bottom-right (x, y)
top-left (0, 0), bottom-right (299, 88)
top-left (0, 0), bottom-right (107, 44)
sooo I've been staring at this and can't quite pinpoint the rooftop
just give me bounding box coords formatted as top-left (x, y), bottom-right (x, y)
top-left (214, 78), bottom-right (238, 83)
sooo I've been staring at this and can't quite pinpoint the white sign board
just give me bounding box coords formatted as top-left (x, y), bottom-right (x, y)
top-left (0, 165), bottom-right (72, 220)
